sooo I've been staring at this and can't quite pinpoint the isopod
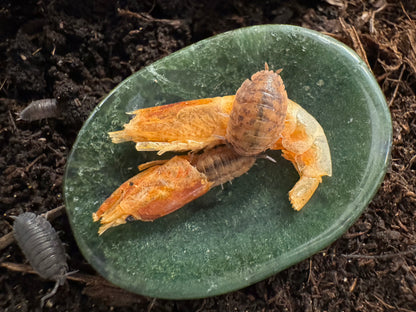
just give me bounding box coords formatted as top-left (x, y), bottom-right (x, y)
top-left (13, 212), bottom-right (68, 307)
top-left (226, 64), bottom-right (288, 156)
top-left (93, 145), bottom-right (256, 234)
top-left (189, 144), bottom-right (256, 187)
top-left (18, 98), bottom-right (60, 121)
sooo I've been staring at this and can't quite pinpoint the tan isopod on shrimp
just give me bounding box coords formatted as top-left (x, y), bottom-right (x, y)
top-left (226, 64), bottom-right (288, 156)
top-left (189, 144), bottom-right (256, 187)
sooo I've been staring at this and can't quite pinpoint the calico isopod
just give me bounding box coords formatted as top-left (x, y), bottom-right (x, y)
top-left (226, 64), bottom-right (288, 156)
top-left (13, 212), bottom-right (68, 307)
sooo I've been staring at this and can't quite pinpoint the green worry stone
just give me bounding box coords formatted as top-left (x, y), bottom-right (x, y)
top-left (64, 25), bottom-right (392, 299)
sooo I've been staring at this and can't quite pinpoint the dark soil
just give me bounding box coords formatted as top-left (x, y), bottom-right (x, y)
top-left (1, 0), bottom-right (415, 311)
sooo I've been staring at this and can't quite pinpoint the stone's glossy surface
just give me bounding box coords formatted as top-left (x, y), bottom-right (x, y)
top-left (64, 25), bottom-right (392, 299)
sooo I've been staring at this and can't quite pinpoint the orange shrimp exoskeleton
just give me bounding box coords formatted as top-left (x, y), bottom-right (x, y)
top-left (226, 64), bottom-right (288, 156)
top-left (100, 66), bottom-right (332, 224)
top-left (109, 96), bottom-right (234, 155)
top-left (93, 145), bottom-right (256, 234)
top-left (274, 100), bottom-right (332, 210)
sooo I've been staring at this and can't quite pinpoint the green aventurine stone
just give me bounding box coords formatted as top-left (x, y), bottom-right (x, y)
top-left (64, 25), bottom-right (391, 299)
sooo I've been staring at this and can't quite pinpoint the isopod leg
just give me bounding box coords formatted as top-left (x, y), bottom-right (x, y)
top-left (40, 279), bottom-right (60, 308)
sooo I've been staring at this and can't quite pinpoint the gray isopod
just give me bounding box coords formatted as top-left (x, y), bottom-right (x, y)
top-left (13, 212), bottom-right (68, 307)
top-left (19, 98), bottom-right (60, 121)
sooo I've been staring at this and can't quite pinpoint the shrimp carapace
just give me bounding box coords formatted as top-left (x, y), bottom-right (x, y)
top-left (93, 145), bottom-right (256, 234)
top-left (226, 65), bottom-right (288, 156)
top-left (109, 96), bottom-right (234, 155)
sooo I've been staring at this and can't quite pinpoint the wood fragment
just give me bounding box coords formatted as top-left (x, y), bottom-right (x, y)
top-left (147, 297), bottom-right (157, 312)
top-left (339, 18), bottom-right (372, 71)
top-left (396, 219), bottom-right (409, 232)
top-left (369, 0), bottom-right (388, 34)
top-left (349, 277), bottom-right (358, 292)
top-left (0, 78), bottom-right (6, 92)
top-left (343, 230), bottom-right (368, 239)
top-left (373, 293), bottom-right (416, 312)
top-left (389, 64), bottom-right (406, 107)
top-left (325, 0), bottom-right (345, 8)
top-left (25, 154), bottom-right (46, 172)
top-left (0, 233), bottom-right (15, 253)
top-left (117, 8), bottom-right (183, 29)
top-left (342, 246), bottom-right (416, 260)
top-left (7, 110), bottom-right (17, 133)
top-left (32, 47), bottom-right (42, 56)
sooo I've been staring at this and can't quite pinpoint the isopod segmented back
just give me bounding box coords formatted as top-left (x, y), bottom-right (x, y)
top-left (226, 65), bottom-right (288, 156)
top-left (19, 98), bottom-right (60, 121)
top-left (190, 145), bottom-right (256, 187)
top-left (13, 212), bottom-right (68, 282)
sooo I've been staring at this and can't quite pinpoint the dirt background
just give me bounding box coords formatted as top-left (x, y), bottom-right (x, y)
top-left (1, 0), bottom-right (415, 311)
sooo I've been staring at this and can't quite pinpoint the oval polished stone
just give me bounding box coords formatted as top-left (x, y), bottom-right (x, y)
top-left (64, 25), bottom-right (392, 299)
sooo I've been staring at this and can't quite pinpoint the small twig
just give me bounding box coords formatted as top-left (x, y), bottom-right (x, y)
top-left (389, 64), bottom-right (406, 107)
top-left (1, 262), bottom-right (37, 274)
top-left (343, 230), bottom-right (368, 239)
top-left (407, 154), bottom-right (416, 170)
top-left (25, 154), bottom-right (46, 172)
top-left (42, 205), bottom-right (65, 220)
top-left (373, 293), bottom-right (416, 312)
top-left (373, 294), bottom-right (397, 310)
top-left (369, 0), bottom-right (388, 33)
top-left (0, 205), bottom-right (65, 252)
top-left (339, 17), bottom-right (372, 71)
top-left (7, 110), bottom-right (17, 133)
top-left (349, 277), bottom-right (358, 293)
top-left (0, 233), bottom-right (15, 253)
top-left (342, 246), bottom-right (416, 260)
top-left (307, 258), bottom-right (312, 283)
top-left (0, 78), bottom-right (6, 92)
top-left (1, 262), bottom-right (112, 288)
top-left (400, 1), bottom-right (414, 24)
top-left (147, 297), bottom-right (157, 312)
top-left (117, 8), bottom-right (183, 29)
top-left (46, 144), bottom-right (63, 157)
top-left (32, 47), bottom-right (42, 56)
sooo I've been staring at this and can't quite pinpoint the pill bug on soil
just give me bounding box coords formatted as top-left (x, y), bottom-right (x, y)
top-left (18, 98), bottom-right (60, 121)
top-left (13, 212), bottom-right (68, 307)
